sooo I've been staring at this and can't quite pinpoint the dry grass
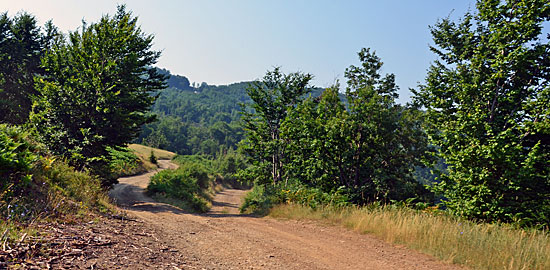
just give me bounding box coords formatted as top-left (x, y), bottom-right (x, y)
top-left (128, 144), bottom-right (176, 170)
top-left (270, 204), bottom-right (550, 270)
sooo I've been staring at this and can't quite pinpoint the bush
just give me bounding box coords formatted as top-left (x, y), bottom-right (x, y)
top-left (147, 166), bottom-right (210, 213)
top-left (240, 184), bottom-right (282, 215)
top-left (1, 124), bottom-right (112, 223)
top-left (0, 125), bottom-right (38, 199)
top-left (107, 146), bottom-right (145, 177)
top-left (240, 182), bottom-right (350, 215)
top-left (149, 150), bottom-right (157, 164)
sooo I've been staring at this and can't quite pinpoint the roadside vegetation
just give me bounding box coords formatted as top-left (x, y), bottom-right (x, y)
top-left (238, 1), bottom-right (550, 269)
top-left (146, 153), bottom-right (246, 213)
top-left (0, 5), bottom-right (167, 266)
top-left (270, 204), bottom-right (550, 270)
top-left (0, 124), bottom-right (113, 249)
top-left (240, 0), bottom-right (550, 229)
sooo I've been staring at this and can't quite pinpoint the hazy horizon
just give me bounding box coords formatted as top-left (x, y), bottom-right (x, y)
top-left (4, 0), bottom-right (480, 103)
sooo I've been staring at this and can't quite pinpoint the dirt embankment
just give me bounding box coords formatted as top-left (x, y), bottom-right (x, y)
top-left (103, 160), bottom-right (463, 270)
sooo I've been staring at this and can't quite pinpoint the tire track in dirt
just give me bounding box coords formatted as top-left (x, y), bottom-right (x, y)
top-left (110, 160), bottom-right (464, 269)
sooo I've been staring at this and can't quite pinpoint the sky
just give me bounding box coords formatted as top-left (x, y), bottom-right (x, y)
top-left (2, 0), bottom-right (481, 103)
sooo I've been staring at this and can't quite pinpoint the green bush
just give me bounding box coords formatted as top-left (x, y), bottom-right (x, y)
top-left (240, 182), bottom-right (350, 215)
top-left (107, 146), bottom-right (144, 177)
top-left (0, 125), bottom-right (37, 194)
top-left (147, 166), bottom-right (210, 213)
top-left (149, 150), bottom-right (157, 164)
top-left (1, 124), bottom-right (112, 222)
top-left (240, 184), bottom-right (282, 215)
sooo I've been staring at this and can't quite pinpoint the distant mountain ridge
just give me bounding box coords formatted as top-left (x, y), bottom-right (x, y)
top-left (137, 68), bottom-right (334, 156)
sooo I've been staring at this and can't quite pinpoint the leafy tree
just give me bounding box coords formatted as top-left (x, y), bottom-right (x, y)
top-left (281, 86), bottom-right (347, 191)
top-left (413, 0), bottom-right (550, 225)
top-left (0, 12), bottom-right (57, 124)
top-left (283, 48), bottom-right (431, 203)
top-left (240, 68), bottom-right (313, 185)
top-left (31, 5), bottom-right (166, 185)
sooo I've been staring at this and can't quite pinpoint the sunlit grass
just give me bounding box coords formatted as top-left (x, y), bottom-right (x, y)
top-left (270, 203), bottom-right (550, 270)
top-left (128, 144), bottom-right (176, 170)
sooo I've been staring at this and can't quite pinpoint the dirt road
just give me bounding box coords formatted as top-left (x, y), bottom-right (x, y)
top-left (110, 160), bottom-right (462, 270)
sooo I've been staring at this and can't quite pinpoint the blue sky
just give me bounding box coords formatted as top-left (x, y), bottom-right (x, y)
top-left (4, 0), bottom-right (480, 103)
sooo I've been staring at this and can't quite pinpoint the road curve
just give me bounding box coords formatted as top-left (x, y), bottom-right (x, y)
top-left (109, 160), bottom-right (463, 270)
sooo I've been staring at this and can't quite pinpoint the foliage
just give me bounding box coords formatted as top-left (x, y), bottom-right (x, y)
top-left (149, 150), bottom-right (157, 165)
top-left (136, 73), bottom-right (251, 156)
top-left (0, 124), bottom-right (38, 203)
top-left (106, 146), bottom-right (145, 177)
top-left (0, 12), bottom-right (57, 124)
top-left (413, 0), bottom-right (550, 226)
top-left (240, 67), bottom-right (313, 185)
top-left (137, 69), bottom-right (330, 158)
top-left (31, 5), bottom-right (166, 186)
top-left (1, 124), bottom-right (112, 225)
top-left (147, 163), bottom-right (210, 213)
top-left (240, 181), bottom-right (349, 215)
top-left (281, 49), bottom-right (432, 204)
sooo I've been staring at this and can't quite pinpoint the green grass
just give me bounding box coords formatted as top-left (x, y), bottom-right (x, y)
top-left (269, 203), bottom-right (550, 270)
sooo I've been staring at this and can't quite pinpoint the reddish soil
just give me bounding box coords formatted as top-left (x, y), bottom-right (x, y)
top-left (107, 160), bottom-right (463, 270)
top-left (2, 160), bottom-right (464, 269)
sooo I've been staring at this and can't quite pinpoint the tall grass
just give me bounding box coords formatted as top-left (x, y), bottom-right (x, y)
top-left (270, 204), bottom-right (550, 270)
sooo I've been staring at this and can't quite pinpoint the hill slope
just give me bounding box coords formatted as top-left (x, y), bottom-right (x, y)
top-left (136, 69), bottom-right (329, 156)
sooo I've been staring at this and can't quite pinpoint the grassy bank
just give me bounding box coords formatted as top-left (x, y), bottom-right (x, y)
top-left (128, 143), bottom-right (176, 160)
top-left (269, 203), bottom-right (550, 270)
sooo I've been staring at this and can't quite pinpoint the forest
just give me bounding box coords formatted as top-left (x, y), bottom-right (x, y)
top-left (0, 1), bottom-right (549, 268)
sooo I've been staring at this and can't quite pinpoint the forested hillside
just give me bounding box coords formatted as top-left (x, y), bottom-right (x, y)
top-left (136, 69), bottom-right (329, 156)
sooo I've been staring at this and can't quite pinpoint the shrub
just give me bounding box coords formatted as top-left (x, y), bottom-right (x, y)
top-left (1, 124), bottom-right (112, 223)
top-left (0, 125), bottom-right (38, 199)
top-left (149, 150), bottom-right (157, 164)
top-left (107, 146), bottom-right (144, 177)
top-left (240, 182), bottom-right (350, 215)
top-left (147, 166), bottom-right (210, 213)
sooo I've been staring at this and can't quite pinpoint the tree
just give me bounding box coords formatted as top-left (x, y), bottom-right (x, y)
top-left (32, 5), bottom-right (166, 185)
top-left (282, 48), bottom-right (431, 203)
top-left (413, 0), bottom-right (550, 225)
top-left (281, 86), bottom-right (347, 191)
top-left (240, 68), bottom-right (313, 185)
top-left (0, 12), bottom-right (57, 124)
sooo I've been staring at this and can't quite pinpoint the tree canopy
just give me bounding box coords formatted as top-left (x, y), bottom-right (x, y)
top-left (413, 0), bottom-right (550, 225)
top-left (0, 12), bottom-right (56, 124)
top-left (31, 5), bottom-right (166, 185)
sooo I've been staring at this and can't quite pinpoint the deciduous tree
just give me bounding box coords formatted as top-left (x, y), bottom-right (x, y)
top-left (240, 68), bottom-right (313, 185)
top-left (414, 0), bottom-right (550, 225)
top-left (32, 5), bottom-right (166, 185)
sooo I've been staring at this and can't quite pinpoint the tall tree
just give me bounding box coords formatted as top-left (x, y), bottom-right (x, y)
top-left (240, 68), bottom-right (313, 185)
top-left (413, 0), bottom-right (550, 225)
top-left (0, 12), bottom-right (56, 124)
top-left (32, 5), bottom-right (166, 185)
top-left (282, 48), bottom-right (431, 203)
top-left (281, 86), bottom-right (348, 191)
